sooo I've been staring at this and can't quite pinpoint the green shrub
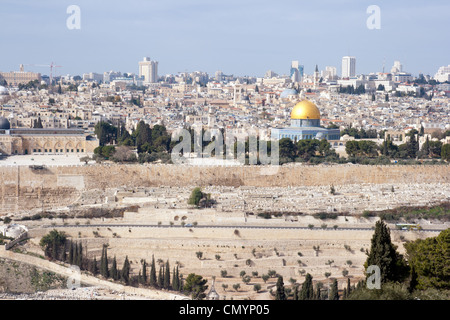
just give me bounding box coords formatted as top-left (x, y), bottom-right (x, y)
top-left (313, 212), bottom-right (338, 220)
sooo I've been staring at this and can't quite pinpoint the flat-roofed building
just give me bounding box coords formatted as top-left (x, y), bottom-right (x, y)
top-left (0, 117), bottom-right (98, 155)
top-left (0, 66), bottom-right (41, 86)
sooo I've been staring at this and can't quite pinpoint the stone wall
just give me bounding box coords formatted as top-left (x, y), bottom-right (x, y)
top-left (1, 164), bottom-right (449, 214)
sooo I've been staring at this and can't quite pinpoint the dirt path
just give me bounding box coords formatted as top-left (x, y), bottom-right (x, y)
top-left (0, 248), bottom-right (187, 300)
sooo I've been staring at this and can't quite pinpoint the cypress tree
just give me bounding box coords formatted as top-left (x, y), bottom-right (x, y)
top-left (82, 245), bottom-right (88, 270)
top-left (365, 220), bottom-right (409, 284)
top-left (408, 265), bottom-right (419, 293)
top-left (68, 240), bottom-right (73, 264)
top-left (77, 242), bottom-right (82, 267)
top-left (407, 132), bottom-right (419, 159)
top-left (111, 256), bottom-right (118, 280)
top-left (315, 283), bottom-right (322, 300)
top-left (100, 245), bottom-right (109, 278)
top-left (36, 117), bottom-right (43, 128)
top-left (299, 273), bottom-right (314, 300)
top-left (172, 267), bottom-right (178, 291)
top-left (382, 140), bottom-right (388, 156)
top-left (100, 245), bottom-right (105, 276)
top-left (329, 279), bottom-right (339, 300)
top-left (92, 257), bottom-right (98, 276)
top-left (103, 245), bottom-right (107, 276)
top-left (72, 242), bottom-right (78, 266)
top-left (142, 259), bottom-right (147, 285)
top-left (121, 256), bottom-right (130, 285)
top-left (347, 277), bottom-right (351, 296)
top-left (293, 285), bottom-right (299, 300)
top-left (149, 255), bottom-right (157, 287)
top-left (164, 260), bottom-right (170, 289)
top-left (177, 267), bottom-right (183, 292)
top-left (158, 266), bottom-right (164, 288)
top-left (174, 265), bottom-right (182, 291)
top-left (62, 241), bottom-right (67, 262)
top-left (356, 280), bottom-right (363, 290)
top-left (275, 276), bottom-right (286, 300)
top-left (422, 136), bottom-right (431, 157)
top-left (78, 242), bottom-right (82, 266)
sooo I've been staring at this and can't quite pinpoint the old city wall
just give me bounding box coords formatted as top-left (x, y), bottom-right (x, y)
top-left (1, 164), bottom-right (449, 214)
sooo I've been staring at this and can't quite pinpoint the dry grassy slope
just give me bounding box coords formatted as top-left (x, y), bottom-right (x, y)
top-left (0, 257), bottom-right (66, 293)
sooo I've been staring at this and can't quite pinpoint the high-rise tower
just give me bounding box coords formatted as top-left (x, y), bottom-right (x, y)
top-left (139, 57), bottom-right (158, 83)
top-left (290, 61), bottom-right (304, 83)
top-left (290, 61), bottom-right (300, 82)
top-left (341, 56), bottom-right (356, 78)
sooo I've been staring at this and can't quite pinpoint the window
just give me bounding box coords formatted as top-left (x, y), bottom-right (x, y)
top-left (33, 149), bottom-right (36, 153)
top-left (45, 149), bottom-right (47, 153)
top-left (81, 149), bottom-right (84, 152)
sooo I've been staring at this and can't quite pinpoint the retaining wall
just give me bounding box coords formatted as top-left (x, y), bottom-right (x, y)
top-left (1, 164), bottom-right (449, 214)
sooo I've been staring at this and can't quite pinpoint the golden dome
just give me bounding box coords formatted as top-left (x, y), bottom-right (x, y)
top-left (290, 100), bottom-right (321, 120)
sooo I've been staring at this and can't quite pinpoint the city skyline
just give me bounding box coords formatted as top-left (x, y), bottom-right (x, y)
top-left (0, 1), bottom-right (449, 78)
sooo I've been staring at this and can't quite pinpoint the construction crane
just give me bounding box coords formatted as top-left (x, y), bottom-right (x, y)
top-left (23, 62), bottom-right (63, 84)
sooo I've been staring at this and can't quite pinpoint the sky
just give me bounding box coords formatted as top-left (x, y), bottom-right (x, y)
top-left (0, 0), bottom-right (449, 78)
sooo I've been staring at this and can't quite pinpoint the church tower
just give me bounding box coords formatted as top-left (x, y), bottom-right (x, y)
top-left (314, 64), bottom-right (320, 89)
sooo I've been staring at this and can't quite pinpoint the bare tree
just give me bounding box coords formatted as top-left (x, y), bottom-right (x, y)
top-left (112, 145), bottom-right (135, 162)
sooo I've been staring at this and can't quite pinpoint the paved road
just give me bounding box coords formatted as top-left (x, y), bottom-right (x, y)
top-left (42, 223), bottom-right (444, 232)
